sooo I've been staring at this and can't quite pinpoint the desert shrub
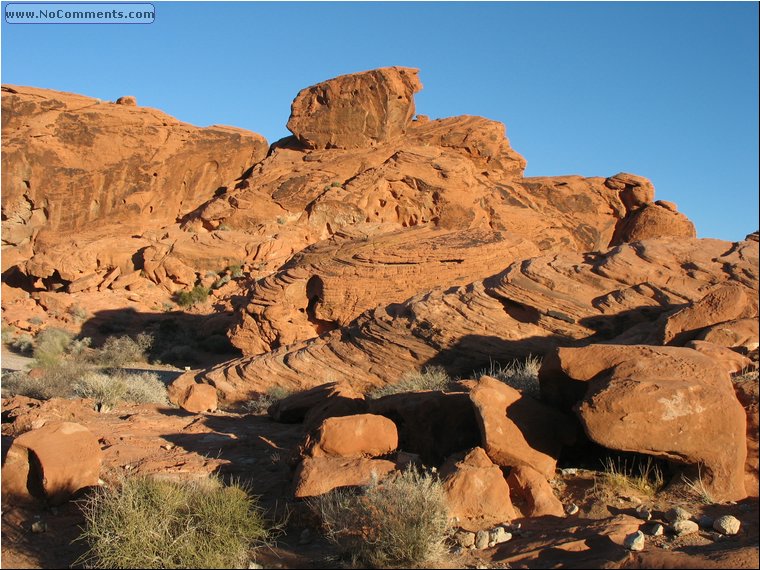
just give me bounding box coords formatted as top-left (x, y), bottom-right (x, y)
top-left (243, 385), bottom-right (292, 415)
top-left (312, 467), bottom-right (450, 568)
top-left (68, 304), bottom-right (88, 322)
top-left (213, 275), bottom-right (231, 289)
top-left (2, 324), bottom-right (18, 344)
top-left (32, 327), bottom-right (74, 367)
top-left (2, 360), bottom-right (89, 400)
top-left (368, 366), bottom-right (451, 399)
top-left (228, 264), bottom-right (243, 278)
top-left (159, 344), bottom-right (197, 366)
top-left (175, 285), bottom-right (210, 308)
top-left (475, 355), bottom-right (541, 398)
top-left (76, 476), bottom-right (269, 569)
top-left (94, 333), bottom-right (153, 367)
top-left (28, 316), bottom-right (44, 325)
top-left (10, 333), bottom-right (34, 355)
top-left (73, 370), bottom-right (168, 408)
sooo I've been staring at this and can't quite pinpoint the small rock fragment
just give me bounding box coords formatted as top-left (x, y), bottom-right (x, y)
top-left (565, 503), bottom-right (579, 515)
top-left (475, 529), bottom-right (490, 550)
top-left (665, 506), bottom-right (693, 523)
top-left (624, 530), bottom-right (645, 551)
top-left (649, 523), bottom-right (665, 536)
top-left (673, 520), bottom-right (699, 536)
top-left (31, 521), bottom-right (47, 533)
top-left (455, 530), bottom-right (475, 548)
top-left (713, 515), bottom-right (741, 535)
top-left (489, 526), bottom-right (512, 545)
top-left (635, 506), bottom-right (652, 521)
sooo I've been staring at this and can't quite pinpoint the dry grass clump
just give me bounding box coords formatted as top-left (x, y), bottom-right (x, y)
top-left (76, 475), bottom-right (269, 569)
top-left (243, 385), bottom-right (292, 415)
top-left (175, 285), bottom-right (211, 308)
top-left (1, 361), bottom-right (90, 400)
top-left (74, 371), bottom-right (168, 408)
top-left (312, 467), bottom-right (450, 568)
top-left (368, 366), bottom-right (452, 399)
top-left (32, 327), bottom-right (75, 367)
top-left (597, 456), bottom-right (665, 499)
top-left (475, 355), bottom-right (541, 398)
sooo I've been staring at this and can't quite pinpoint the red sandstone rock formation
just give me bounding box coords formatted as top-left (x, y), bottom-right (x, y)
top-left (195, 236), bottom-right (757, 402)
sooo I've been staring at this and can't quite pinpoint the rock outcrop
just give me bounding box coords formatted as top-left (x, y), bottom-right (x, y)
top-left (1, 84), bottom-right (268, 283)
top-left (195, 236), bottom-right (757, 402)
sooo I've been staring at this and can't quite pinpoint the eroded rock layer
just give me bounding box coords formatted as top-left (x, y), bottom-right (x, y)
top-left (196, 236), bottom-right (757, 402)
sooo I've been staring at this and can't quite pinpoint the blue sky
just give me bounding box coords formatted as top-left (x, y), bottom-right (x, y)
top-left (2, 2), bottom-right (758, 241)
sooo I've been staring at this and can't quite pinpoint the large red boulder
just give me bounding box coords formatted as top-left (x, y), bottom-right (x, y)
top-left (2, 421), bottom-right (102, 505)
top-left (506, 465), bottom-right (565, 518)
top-left (306, 413), bottom-right (398, 459)
top-left (541, 344), bottom-right (748, 502)
top-left (287, 67), bottom-right (422, 149)
top-left (293, 456), bottom-right (396, 498)
top-left (441, 447), bottom-right (517, 531)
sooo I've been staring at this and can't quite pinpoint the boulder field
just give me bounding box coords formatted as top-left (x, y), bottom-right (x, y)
top-left (2, 67), bottom-right (758, 568)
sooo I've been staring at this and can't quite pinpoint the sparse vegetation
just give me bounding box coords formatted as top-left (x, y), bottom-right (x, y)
top-left (681, 464), bottom-right (715, 505)
top-left (312, 467), bottom-right (450, 568)
top-left (475, 355), bottom-right (541, 398)
top-left (228, 264), bottom-right (244, 278)
top-left (175, 285), bottom-right (211, 308)
top-left (32, 327), bottom-right (74, 367)
top-left (94, 333), bottom-right (153, 368)
top-left (76, 475), bottom-right (270, 569)
top-left (244, 385), bottom-right (292, 415)
top-left (74, 371), bottom-right (168, 409)
top-left (597, 456), bottom-right (665, 499)
top-left (10, 332), bottom-right (34, 355)
top-left (68, 304), bottom-right (89, 322)
top-left (368, 366), bottom-right (451, 399)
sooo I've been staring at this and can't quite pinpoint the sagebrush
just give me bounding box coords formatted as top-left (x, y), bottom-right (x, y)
top-left (77, 475), bottom-right (269, 569)
top-left (312, 467), bottom-right (450, 568)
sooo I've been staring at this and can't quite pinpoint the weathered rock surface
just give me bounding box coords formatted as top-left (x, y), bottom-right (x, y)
top-left (292, 456), bottom-right (396, 498)
top-left (197, 236), bottom-right (758, 402)
top-left (168, 374), bottom-right (218, 413)
top-left (1, 84), bottom-right (267, 280)
top-left (734, 372), bottom-right (759, 497)
top-left (441, 447), bottom-right (517, 531)
top-left (304, 413), bottom-right (398, 459)
top-left (287, 66), bottom-right (422, 149)
top-left (2, 421), bottom-right (102, 505)
top-left (541, 344), bottom-right (749, 501)
top-left (506, 465), bottom-right (565, 518)
top-left (469, 375), bottom-right (575, 478)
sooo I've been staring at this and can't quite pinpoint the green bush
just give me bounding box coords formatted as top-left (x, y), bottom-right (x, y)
top-left (368, 366), bottom-right (451, 399)
top-left (175, 285), bottom-right (211, 308)
top-left (312, 467), bottom-right (450, 568)
top-left (77, 476), bottom-right (270, 569)
top-left (10, 333), bottom-right (34, 355)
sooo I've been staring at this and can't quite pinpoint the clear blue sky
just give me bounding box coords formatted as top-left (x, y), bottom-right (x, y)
top-left (2, 2), bottom-right (758, 241)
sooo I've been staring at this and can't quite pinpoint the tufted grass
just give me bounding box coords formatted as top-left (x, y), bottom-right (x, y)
top-left (76, 475), bottom-right (270, 569)
top-left (368, 366), bottom-right (452, 399)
